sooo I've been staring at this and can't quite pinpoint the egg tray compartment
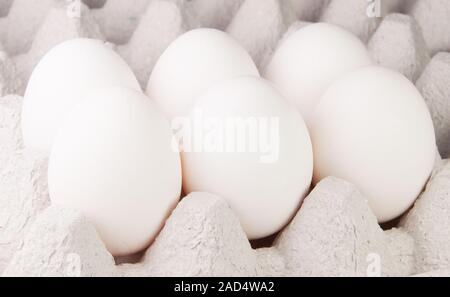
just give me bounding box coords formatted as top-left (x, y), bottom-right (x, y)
top-left (1, 0), bottom-right (450, 277)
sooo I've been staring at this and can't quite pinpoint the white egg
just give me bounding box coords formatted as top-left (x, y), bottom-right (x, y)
top-left (265, 23), bottom-right (373, 127)
top-left (311, 66), bottom-right (436, 223)
top-left (180, 76), bottom-right (313, 239)
top-left (146, 28), bottom-right (259, 120)
top-left (22, 38), bottom-right (141, 151)
top-left (48, 86), bottom-right (182, 256)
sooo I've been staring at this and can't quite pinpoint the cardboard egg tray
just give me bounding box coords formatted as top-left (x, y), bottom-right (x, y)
top-left (1, 0), bottom-right (450, 277)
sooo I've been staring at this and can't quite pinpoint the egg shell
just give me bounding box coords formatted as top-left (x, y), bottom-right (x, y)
top-left (48, 86), bottom-right (182, 256)
top-left (264, 22), bottom-right (373, 127)
top-left (181, 76), bottom-right (313, 239)
top-left (146, 28), bottom-right (259, 120)
top-left (310, 66), bottom-right (436, 223)
top-left (22, 38), bottom-right (141, 152)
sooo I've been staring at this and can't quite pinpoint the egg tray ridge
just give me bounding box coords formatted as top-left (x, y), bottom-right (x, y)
top-left (1, 0), bottom-right (450, 277)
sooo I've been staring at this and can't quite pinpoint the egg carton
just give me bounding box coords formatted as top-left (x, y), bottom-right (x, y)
top-left (1, 0), bottom-right (450, 277)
